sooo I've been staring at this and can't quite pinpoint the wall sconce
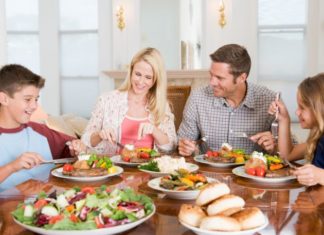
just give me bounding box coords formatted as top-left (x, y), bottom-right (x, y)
top-left (116, 5), bottom-right (125, 31)
top-left (219, 0), bottom-right (226, 28)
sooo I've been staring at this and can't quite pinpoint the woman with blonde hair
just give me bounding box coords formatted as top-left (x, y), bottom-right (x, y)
top-left (269, 73), bottom-right (324, 186)
top-left (82, 47), bottom-right (176, 154)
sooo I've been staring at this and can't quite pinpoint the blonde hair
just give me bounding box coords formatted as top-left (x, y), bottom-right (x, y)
top-left (298, 73), bottom-right (324, 161)
top-left (118, 48), bottom-right (168, 125)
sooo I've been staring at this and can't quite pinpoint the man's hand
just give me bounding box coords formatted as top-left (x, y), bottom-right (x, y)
top-left (178, 138), bottom-right (196, 156)
top-left (250, 131), bottom-right (276, 153)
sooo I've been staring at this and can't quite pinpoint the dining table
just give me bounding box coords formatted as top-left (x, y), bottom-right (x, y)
top-left (0, 156), bottom-right (324, 235)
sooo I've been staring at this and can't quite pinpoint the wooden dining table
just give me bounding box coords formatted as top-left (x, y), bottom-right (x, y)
top-left (0, 156), bottom-right (324, 235)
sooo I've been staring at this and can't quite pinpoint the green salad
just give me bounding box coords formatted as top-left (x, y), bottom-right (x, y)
top-left (12, 186), bottom-right (154, 230)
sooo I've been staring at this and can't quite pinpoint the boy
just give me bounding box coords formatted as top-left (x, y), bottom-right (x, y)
top-left (0, 64), bottom-right (83, 191)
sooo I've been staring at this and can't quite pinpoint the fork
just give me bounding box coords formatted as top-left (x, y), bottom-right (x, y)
top-left (282, 157), bottom-right (298, 169)
top-left (232, 132), bottom-right (249, 138)
top-left (271, 92), bottom-right (281, 139)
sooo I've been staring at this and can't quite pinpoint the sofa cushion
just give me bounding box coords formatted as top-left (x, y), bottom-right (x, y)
top-left (62, 114), bottom-right (88, 137)
top-left (45, 115), bottom-right (77, 138)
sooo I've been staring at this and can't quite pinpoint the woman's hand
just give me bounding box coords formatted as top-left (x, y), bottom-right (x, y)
top-left (98, 128), bottom-right (117, 144)
top-left (293, 164), bottom-right (324, 186)
top-left (137, 123), bottom-right (155, 139)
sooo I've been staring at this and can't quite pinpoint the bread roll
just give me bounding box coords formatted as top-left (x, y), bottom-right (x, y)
top-left (207, 194), bottom-right (245, 216)
top-left (199, 215), bottom-right (241, 231)
top-left (231, 207), bottom-right (266, 230)
top-left (196, 182), bottom-right (230, 206)
top-left (178, 204), bottom-right (206, 227)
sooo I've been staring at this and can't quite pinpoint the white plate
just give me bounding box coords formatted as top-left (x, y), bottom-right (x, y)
top-left (194, 155), bottom-right (244, 168)
top-left (110, 155), bottom-right (143, 167)
top-left (179, 216), bottom-right (269, 235)
top-left (232, 166), bottom-right (296, 183)
top-left (139, 163), bottom-right (199, 178)
top-left (13, 206), bottom-right (155, 235)
top-left (147, 177), bottom-right (217, 200)
top-left (51, 166), bottom-right (124, 182)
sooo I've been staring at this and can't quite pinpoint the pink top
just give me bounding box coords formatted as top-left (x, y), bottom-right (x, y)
top-left (120, 116), bottom-right (154, 150)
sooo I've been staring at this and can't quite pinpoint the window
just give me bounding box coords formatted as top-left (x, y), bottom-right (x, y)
top-left (5, 0), bottom-right (39, 72)
top-left (258, 0), bottom-right (307, 81)
top-left (59, 0), bottom-right (99, 117)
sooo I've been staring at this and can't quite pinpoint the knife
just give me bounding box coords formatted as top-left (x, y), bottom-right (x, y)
top-left (41, 158), bottom-right (77, 164)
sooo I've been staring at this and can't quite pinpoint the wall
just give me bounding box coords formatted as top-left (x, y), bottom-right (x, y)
top-left (140, 0), bottom-right (180, 69)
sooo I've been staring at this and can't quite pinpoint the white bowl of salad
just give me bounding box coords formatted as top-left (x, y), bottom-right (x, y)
top-left (12, 186), bottom-right (155, 235)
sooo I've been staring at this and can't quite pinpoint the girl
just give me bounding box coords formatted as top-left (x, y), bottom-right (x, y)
top-left (269, 73), bottom-right (324, 186)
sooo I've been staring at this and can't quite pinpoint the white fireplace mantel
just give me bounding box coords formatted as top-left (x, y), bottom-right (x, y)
top-left (103, 69), bottom-right (210, 89)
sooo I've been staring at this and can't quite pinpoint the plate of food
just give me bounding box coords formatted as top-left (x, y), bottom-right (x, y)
top-left (147, 171), bottom-right (216, 200)
top-left (12, 186), bottom-right (155, 235)
top-left (232, 151), bottom-right (296, 183)
top-left (138, 156), bottom-right (199, 178)
top-left (51, 154), bottom-right (123, 182)
top-left (111, 147), bottom-right (160, 166)
top-left (178, 182), bottom-right (269, 235)
top-left (194, 143), bottom-right (247, 168)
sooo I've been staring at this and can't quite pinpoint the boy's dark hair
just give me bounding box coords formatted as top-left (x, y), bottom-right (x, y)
top-left (210, 44), bottom-right (251, 78)
top-left (0, 64), bottom-right (45, 97)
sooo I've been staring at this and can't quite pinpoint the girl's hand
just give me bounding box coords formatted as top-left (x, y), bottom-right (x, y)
top-left (268, 100), bottom-right (290, 122)
top-left (98, 128), bottom-right (116, 144)
top-left (293, 164), bottom-right (324, 186)
top-left (11, 152), bottom-right (43, 172)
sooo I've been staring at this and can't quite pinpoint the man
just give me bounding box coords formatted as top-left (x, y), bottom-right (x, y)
top-left (178, 44), bottom-right (276, 156)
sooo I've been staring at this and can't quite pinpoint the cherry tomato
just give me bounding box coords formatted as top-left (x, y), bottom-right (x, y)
top-left (206, 150), bottom-right (213, 157)
top-left (212, 151), bottom-right (220, 157)
top-left (246, 168), bottom-right (256, 176)
top-left (34, 199), bottom-right (48, 210)
top-left (81, 187), bottom-right (95, 194)
top-left (255, 167), bottom-right (266, 177)
top-left (122, 156), bottom-right (130, 162)
top-left (139, 152), bottom-right (150, 159)
top-left (49, 215), bottom-right (64, 224)
top-left (63, 164), bottom-right (74, 172)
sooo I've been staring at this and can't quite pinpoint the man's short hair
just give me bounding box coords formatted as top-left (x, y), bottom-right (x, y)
top-left (210, 44), bottom-right (251, 78)
top-left (0, 64), bottom-right (45, 97)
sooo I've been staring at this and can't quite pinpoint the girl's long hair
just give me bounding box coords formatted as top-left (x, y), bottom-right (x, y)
top-left (118, 48), bottom-right (168, 125)
top-left (299, 73), bottom-right (324, 161)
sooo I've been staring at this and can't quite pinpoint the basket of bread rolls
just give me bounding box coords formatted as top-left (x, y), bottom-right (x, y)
top-left (178, 182), bottom-right (268, 234)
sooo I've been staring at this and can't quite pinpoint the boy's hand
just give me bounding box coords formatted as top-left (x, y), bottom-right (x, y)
top-left (11, 152), bottom-right (43, 172)
top-left (67, 140), bottom-right (86, 156)
top-left (178, 138), bottom-right (196, 156)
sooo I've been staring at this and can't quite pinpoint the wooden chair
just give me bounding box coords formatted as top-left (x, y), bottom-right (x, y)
top-left (167, 86), bottom-right (191, 131)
